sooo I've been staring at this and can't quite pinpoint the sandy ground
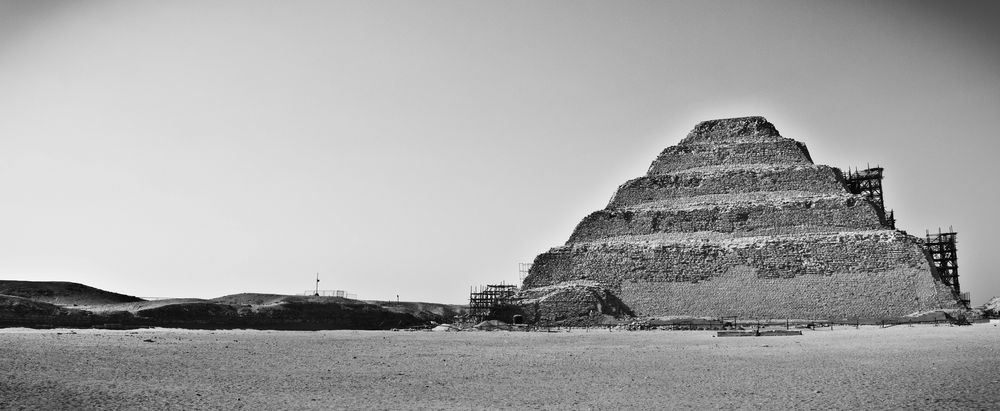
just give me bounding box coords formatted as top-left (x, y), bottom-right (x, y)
top-left (1, 324), bottom-right (998, 410)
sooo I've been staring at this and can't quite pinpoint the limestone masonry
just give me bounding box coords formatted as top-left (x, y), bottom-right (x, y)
top-left (519, 116), bottom-right (964, 321)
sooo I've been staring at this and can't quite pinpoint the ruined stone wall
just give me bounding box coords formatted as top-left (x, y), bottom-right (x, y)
top-left (526, 231), bottom-right (960, 319)
top-left (608, 165), bottom-right (847, 208)
top-left (515, 283), bottom-right (630, 325)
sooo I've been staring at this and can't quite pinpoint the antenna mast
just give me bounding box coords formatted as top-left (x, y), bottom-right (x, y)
top-left (314, 273), bottom-right (320, 296)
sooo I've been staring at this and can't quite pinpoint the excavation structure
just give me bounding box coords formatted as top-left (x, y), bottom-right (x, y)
top-left (517, 116), bottom-right (966, 323)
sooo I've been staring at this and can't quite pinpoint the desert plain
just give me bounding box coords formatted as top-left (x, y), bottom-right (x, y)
top-left (2, 323), bottom-right (999, 410)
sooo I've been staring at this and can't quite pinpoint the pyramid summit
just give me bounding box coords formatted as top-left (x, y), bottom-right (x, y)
top-left (516, 116), bottom-right (965, 323)
top-left (681, 116), bottom-right (782, 143)
top-left (649, 116), bottom-right (813, 175)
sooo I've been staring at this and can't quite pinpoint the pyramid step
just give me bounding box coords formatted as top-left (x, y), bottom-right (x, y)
top-left (609, 165), bottom-right (847, 208)
top-left (569, 194), bottom-right (883, 243)
top-left (648, 139), bottom-right (813, 175)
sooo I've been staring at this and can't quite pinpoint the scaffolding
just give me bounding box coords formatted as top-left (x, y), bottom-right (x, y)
top-left (845, 166), bottom-right (894, 229)
top-left (468, 283), bottom-right (518, 323)
top-left (303, 290), bottom-right (357, 299)
top-left (924, 227), bottom-right (968, 307)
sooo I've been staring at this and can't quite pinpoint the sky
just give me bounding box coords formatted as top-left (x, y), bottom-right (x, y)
top-left (1, 1), bottom-right (999, 305)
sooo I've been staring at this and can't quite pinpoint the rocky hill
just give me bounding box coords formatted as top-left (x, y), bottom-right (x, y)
top-left (0, 280), bottom-right (143, 306)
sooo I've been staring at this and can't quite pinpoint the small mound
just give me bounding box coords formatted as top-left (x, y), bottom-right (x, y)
top-left (369, 301), bottom-right (466, 323)
top-left (136, 302), bottom-right (240, 320)
top-left (474, 320), bottom-right (513, 331)
top-left (79, 298), bottom-right (208, 314)
top-left (517, 281), bottom-right (634, 326)
top-left (984, 296), bottom-right (1000, 317)
top-left (0, 280), bottom-right (143, 306)
top-left (210, 293), bottom-right (292, 306)
top-left (904, 309), bottom-right (973, 324)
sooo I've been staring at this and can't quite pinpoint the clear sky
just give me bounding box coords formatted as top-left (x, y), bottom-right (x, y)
top-left (2, 1), bottom-right (998, 305)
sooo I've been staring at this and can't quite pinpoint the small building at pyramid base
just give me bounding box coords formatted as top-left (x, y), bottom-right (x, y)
top-left (516, 116), bottom-right (967, 324)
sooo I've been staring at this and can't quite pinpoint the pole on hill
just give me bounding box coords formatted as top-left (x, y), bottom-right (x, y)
top-left (314, 273), bottom-right (320, 296)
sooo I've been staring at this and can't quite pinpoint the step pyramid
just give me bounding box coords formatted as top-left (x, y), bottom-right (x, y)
top-left (521, 116), bottom-right (963, 320)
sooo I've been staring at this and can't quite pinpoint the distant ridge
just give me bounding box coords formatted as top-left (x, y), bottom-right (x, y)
top-left (0, 281), bottom-right (466, 330)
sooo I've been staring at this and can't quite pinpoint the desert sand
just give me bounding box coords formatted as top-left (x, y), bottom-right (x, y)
top-left (2, 324), bottom-right (998, 410)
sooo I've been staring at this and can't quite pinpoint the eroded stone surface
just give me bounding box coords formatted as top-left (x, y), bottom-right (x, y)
top-left (519, 116), bottom-right (962, 321)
